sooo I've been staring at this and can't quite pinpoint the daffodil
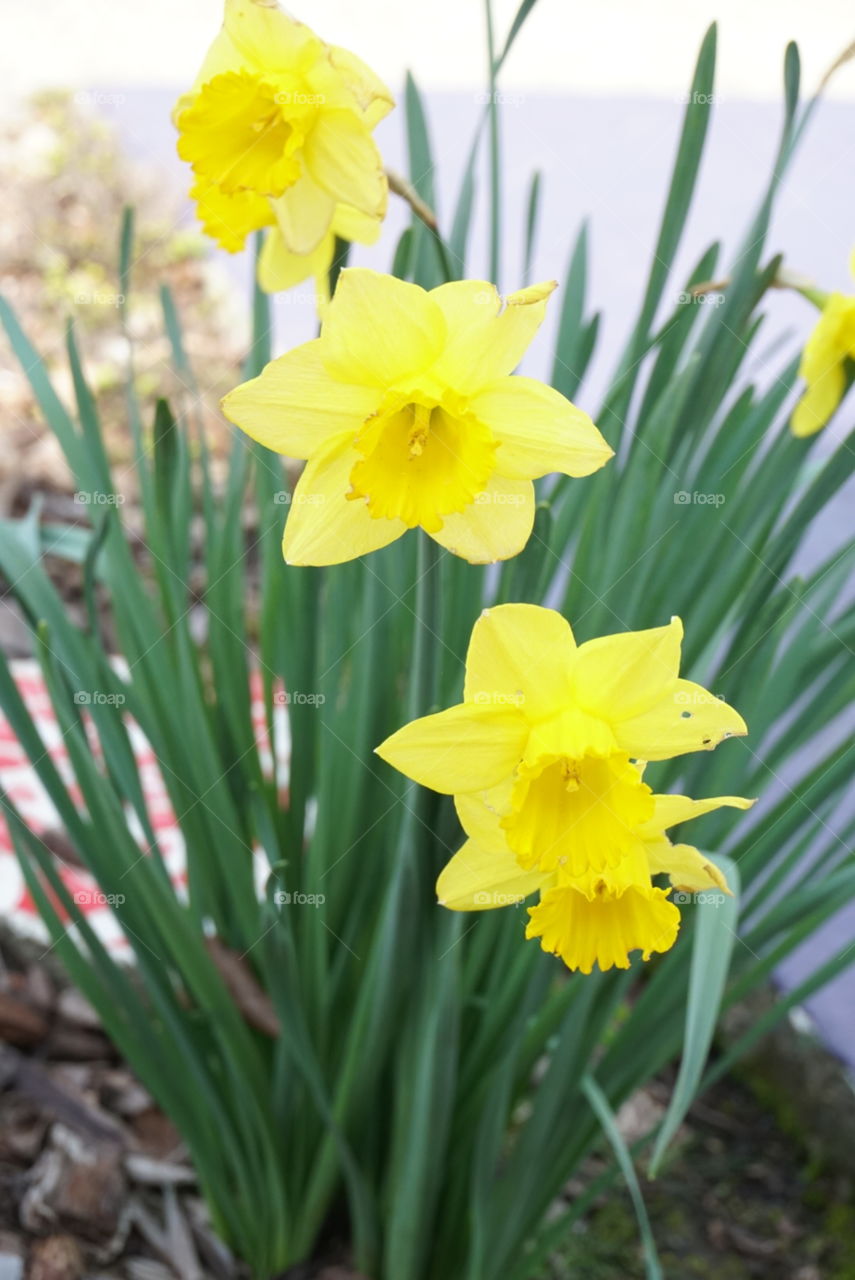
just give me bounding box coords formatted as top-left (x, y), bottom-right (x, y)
top-left (376, 604), bottom-right (752, 973)
top-left (792, 253), bottom-right (855, 437)
top-left (175, 0), bottom-right (392, 292)
top-left (222, 270), bottom-right (613, 564)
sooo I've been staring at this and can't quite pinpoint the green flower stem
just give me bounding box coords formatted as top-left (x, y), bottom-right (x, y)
top-left (795, 283), bottom-right (829, 310)
top-left (408, 531), bottom-right (442, 723)
top-left (485, 0), bottom-right (502, 289)
top-left (295, 536), bottom-right (443, 1268)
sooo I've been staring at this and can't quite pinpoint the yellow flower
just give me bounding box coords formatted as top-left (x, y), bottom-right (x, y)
top-left (222, 271), bottom-right (613, 564)
top-left (793, 267), bottom-right (855, 437)
top-left (175, 0), bottom-right (392, 288)
top-left (377, 603), bottom-right (752, 973)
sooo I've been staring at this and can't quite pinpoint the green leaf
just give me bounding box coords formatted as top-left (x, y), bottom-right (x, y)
top-left (649, 854), bottom-right (741, 1175)
top-left (600, 22), bottom-right (717, 435)
top-left (522, 170), bottom-right (542, 285)
top-left (494, 0), bottom-right (542, 75)
top-left (582, 1075), bottom-right (663, 1280)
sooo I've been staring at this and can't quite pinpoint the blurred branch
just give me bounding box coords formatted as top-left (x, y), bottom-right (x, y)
top-left (817, 37), bottom-right (855, 95)
top-left (386, 168), bottom-right (438, 231)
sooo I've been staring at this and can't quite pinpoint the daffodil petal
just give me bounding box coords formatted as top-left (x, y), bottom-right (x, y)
top-left (304, 110), bottom-right (387, 218)
top-left (282, 432), bottom-right (404, 565)
top-left (572, 619), bottom-right (684, 723)
top-left (320, 268), bottom-right (447, 387)
top-left (646, 841), bottom-right (732, 895)
top-left (646, 793), bottom-right (755, 834)
top-left (183, 35), bottom-right (242, 99)
top-left (614, 679), bottom-right (748, 761)
top-left (792, 294), bottom-right (855, 436)
top-left (222, 340), bottom-right (377, 458)
top-left (524, 704), bottom-right (619, 762)
top-left (430, 280), bottom-right (556, 391)
top-left (792, 363), bottom-right (845, 437)
top-left (471, 377), bottom-right (613, 480)
top-left (328, 44), bottom-right (395, 127)
top-left (429, 475), bottom-right (535, 563)
top-left (222, 0), bottom-right (320, 72)
top-left (331, 202), bottom-right (383, 244)
top-left (257, 228), bottom-right (334, 297)
top-left (437, 839), bottom-right (548, 911)
top-left (462, 603), bottom-right (575, 720)
top-left (271, 173), bottom-right (336, 255)
top-left (183, 3), bottom-right (278, 94)
top-left (376, 703), bottom-right (528, 794)
top-left (454, 782), bottom-right (514, 849)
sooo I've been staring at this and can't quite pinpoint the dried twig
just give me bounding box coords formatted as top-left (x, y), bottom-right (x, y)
top-left (385, 168), bottom-right (439, 231)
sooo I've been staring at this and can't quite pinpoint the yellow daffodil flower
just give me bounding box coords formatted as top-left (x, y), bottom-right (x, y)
top-left (222, 270), bottom-right (613, 564)
top-left (175, 0), bottom-right (392, 292)
top-left (793, 252), bottom-right (855, 436)
top-left (377, 603), bottom-right (752, 973)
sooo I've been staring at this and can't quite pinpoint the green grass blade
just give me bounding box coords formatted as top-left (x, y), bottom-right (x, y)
top-left (648, 854), bottom-right (741, 1175)
top-left (582, 1074), bottom-right (663, 1280)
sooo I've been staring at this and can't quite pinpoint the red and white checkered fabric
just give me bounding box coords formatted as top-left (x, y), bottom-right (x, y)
top-left (0, 663), bottom-right (287, 954)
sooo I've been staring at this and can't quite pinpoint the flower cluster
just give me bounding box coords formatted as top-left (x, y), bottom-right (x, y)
top-left (175, 0), bottom-right (392, 298)
top-left (378, 605), bottom-right (752, 973)
top-left (197, 0), bottom-right (755, 977)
